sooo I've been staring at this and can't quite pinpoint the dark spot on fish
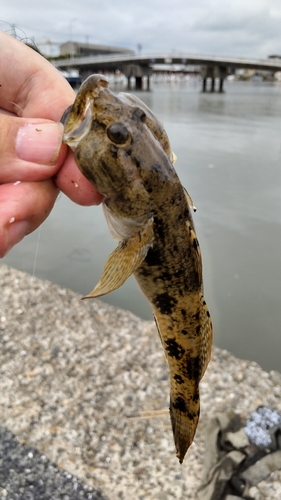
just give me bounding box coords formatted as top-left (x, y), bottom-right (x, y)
top-left (181, 329), bottom-right (188, 336)
top-left (76, 160), bottom-right (98, 185)
top-left (114, 191), bottom-right (126, 204)
top-left (181, 309), bottom-right (187, 317)
top-left (158, 270), bottom-right (172, 282)
top-left (187, 409), bottom-right (198, 420)
top-left (172, 396), bottom-right (187, 413)
top-left (192, 391), bottom-right (200, 403)
top-left (94, 120), bottom-right (107, 131)
top-left (165, 338), bottom-right (185, 360)
top-left (154, 216), bottom-right (165, 241)
top-left (196, 325), bottom-right (200, 335)
top-left (151, 163), bottom-right (161, 173)
top-left (193, 311), bottom-right (200, 321)
top-left (110, 146), bottom-right (118, 160)
top-left (153, 292), bottom-right (178, 315)
top-left (174, 374), bottom-right (184, 385)
top-left (147, 187), bottom-right (153, 193)
top-left (184, 355), bottom-right (201, 381)
top-left (178, 208), bottom-right (190, 221)
top-left (171, 192), bottom-right (183, 207)
top-left (174, 268), bottom-right (184, 278)
top-left (126, 148), bottom-right (132, 156)
top-left (135, 157), bottom-right (141, 168)
top-left (193, 238), bottom-right (199, 249)
top-left (173, 245), bottom-right (178, 252)
top-left (145, 247), bottom-right (163, 267)
top-left (168, 326), bottom-right (173, 331)
top-left (138, 266), bottom-right (152, 277)
top-left (206, 310), bottom-right (211, 317)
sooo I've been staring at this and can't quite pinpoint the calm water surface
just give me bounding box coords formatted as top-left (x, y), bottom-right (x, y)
top-left (3, 79), bottom-right (281, 372)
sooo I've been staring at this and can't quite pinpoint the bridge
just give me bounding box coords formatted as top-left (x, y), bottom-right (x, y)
top-left (52, 52), bottom-right (281, 92)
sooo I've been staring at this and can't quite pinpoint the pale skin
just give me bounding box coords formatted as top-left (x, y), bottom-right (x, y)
top-left (0, 31), bottom-right (103, 257)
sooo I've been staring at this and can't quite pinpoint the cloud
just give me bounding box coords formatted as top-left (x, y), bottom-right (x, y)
top-left (1, 0), bottom-right (281, 57)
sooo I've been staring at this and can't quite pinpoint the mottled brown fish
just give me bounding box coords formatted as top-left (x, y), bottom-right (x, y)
top-left (62, 74), bottom-right (213, 463)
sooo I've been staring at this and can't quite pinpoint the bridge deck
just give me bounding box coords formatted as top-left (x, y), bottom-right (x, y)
top-left (53, 52), bottom-right (281, 72)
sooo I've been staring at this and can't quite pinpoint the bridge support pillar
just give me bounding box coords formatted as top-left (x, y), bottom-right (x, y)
top-left (201, 65), bottom-right (227, 93)
top-left (127, 76), bottom-right (133, 90)
top-left (135, 76), bottom-right (142, 90)
top-left (123, 64), bottom-right (153, 90)
top-left (147, 76), bottom-right (150, 91)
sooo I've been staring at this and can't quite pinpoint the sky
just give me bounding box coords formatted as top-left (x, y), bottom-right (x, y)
top-left (2, 0), bottom-right (281, 58)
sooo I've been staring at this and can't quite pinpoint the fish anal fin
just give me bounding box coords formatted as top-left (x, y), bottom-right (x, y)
top-left (153, 314), bottom-right (169, 362)
top-left (199, 294), bottom-right (213, 377)
top-left (83, 217), bottom-right (154, 299)
top-left (187, 222), bottom-right (202, 284)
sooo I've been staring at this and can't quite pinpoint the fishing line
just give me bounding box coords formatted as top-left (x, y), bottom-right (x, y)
top-left (32, 225), bottom-right (42, 279)
top-left (29, 193), bottom-right (61, 300)
top-left (27, 225), bottom-right (42, 308)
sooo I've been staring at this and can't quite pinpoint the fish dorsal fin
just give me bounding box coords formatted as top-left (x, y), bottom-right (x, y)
top-left (171, 151), bottom-right (177, 164)
top-left (82, 217), bottom-right (154, 299)
top-left (183, 187), bottom-right (196, 212)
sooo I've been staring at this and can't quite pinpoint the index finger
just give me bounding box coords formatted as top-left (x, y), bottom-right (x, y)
top-left (0, 31), bottom-right (75, 120)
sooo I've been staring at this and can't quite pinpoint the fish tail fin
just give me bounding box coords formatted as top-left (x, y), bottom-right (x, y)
top-left (169, 390), bottom-right (200, 464)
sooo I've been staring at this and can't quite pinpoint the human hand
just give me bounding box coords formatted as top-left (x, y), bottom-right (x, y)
top-left (0, 31), bottom-right (103, 257)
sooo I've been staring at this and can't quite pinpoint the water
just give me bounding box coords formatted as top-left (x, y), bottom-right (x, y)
top-left (3, 79), bottom-right (281, 372)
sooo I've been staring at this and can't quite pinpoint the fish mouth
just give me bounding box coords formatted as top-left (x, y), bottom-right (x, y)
top-left (62, 99), bottom-right (92, 150)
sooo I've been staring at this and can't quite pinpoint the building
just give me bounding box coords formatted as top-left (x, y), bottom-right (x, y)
top-left (60, 41), bottom-right (134, 58)
top-left (37, 39), bottom-right (61, 57)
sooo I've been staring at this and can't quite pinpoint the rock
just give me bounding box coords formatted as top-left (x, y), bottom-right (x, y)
top-left (0, 264), bottom-right (281, 499)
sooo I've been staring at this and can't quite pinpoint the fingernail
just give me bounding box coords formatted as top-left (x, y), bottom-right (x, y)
top-left (16, 122), bottom-right (64, 165)
top-left (3, 220), bottom-right (30, 257)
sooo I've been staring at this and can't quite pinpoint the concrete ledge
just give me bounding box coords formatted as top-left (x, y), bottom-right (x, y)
top-left (1, 264), bottom-right (281, 499)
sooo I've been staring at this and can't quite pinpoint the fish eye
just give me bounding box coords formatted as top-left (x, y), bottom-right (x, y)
top-left (107, 122), bottom-right (130, 144)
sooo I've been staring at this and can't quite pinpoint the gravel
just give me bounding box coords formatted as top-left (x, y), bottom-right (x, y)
top-left (0, 427), bottom-right (108, 500)
top-left (0, 263), bottom-right (281, 499)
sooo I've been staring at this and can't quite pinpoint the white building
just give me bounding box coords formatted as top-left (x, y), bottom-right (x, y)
top-left (37, 39), bottom-right (61, 57)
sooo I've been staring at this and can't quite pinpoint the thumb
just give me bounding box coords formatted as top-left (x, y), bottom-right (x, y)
top-left (0, 111), bottom-right (65, 183)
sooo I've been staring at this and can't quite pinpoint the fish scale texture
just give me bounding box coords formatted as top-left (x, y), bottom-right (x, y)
top-left (1, 264), bottom-right (281, 500)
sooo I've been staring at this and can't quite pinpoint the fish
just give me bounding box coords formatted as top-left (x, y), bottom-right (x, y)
top-left (62, 74), bottom-right (213, 463)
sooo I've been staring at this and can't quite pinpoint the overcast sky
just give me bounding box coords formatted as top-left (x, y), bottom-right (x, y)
top-left (2, 0), bottom-right (281, 58)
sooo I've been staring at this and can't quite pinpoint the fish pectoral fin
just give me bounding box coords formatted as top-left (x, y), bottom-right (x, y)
top-left (82, 217), bottom-right (154, 299)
